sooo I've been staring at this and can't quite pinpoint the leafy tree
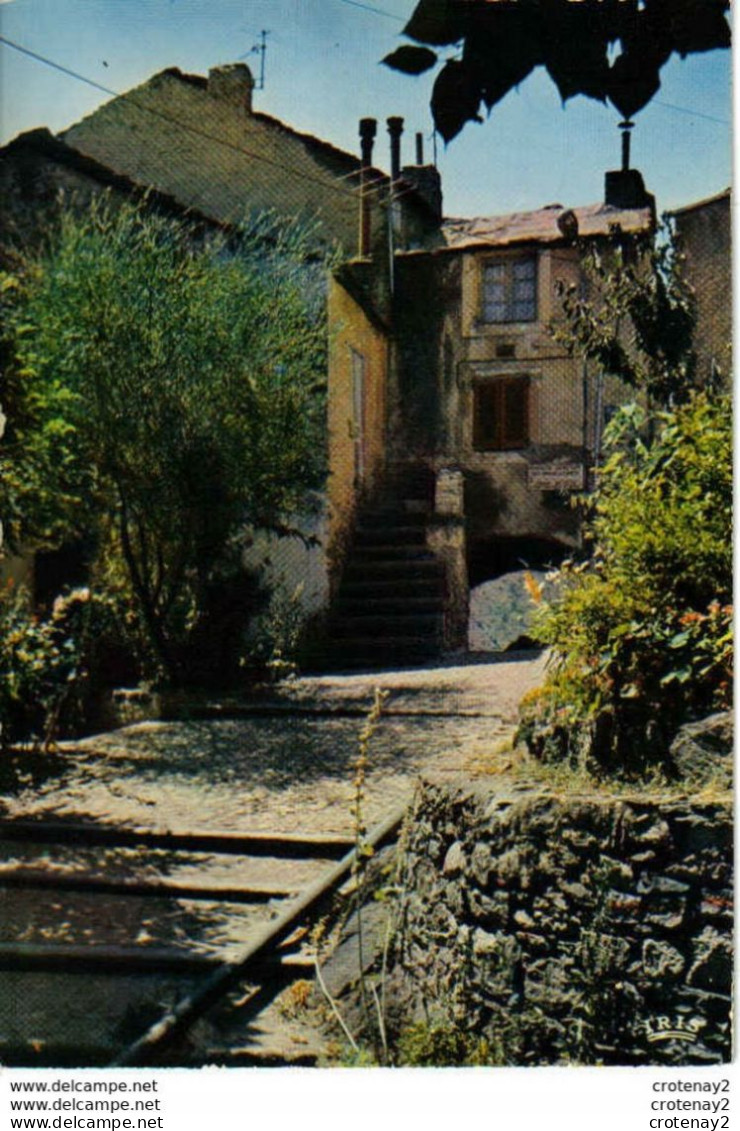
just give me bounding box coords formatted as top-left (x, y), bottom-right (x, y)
top-left (552, 221), bottom-right (699, 406)
top-left (1, 199), bottom-right (328, 686)
top-left (518, 391), bottom-right (732, 772)
top-left (384, 0), bottom-right (730, 142)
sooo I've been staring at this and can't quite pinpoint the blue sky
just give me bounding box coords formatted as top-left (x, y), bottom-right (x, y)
top-left (0, 0), bottom-right (732, 217)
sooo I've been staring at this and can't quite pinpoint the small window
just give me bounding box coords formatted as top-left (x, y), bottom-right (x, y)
top-left (481, 257), bottom-right (537, 323)
top-left (473, 377), bottom-right (530, 451)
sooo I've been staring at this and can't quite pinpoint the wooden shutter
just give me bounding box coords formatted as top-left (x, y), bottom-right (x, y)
top-left (501, 377), bottom-right (529, 449)
top-left (473, 377), bottom-right (529, 451)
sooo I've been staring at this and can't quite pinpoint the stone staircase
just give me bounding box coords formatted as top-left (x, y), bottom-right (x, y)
top-left (325, 472), bottom-right (446, 670)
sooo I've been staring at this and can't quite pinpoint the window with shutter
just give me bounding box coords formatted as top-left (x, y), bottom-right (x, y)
top-left (473, 377), bottom-right (530, 451)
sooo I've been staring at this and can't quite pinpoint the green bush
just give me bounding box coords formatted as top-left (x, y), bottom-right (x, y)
top-left (396, 1021), bottom-right (492, 1067)
top-left (518, 391), bottom-right (732, 772)
top-left (0, 582), bottom-right (118, 750)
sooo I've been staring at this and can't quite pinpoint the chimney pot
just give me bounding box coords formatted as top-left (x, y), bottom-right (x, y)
top-left (359, 117), bottom-right (377, 167)
top-left (358, 118), bottom-right (378, 258)
top-left (387, 116), bottom-right (404, 180)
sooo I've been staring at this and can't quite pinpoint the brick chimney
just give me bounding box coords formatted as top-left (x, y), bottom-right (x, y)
top-left (401, 164), bottom-right (443, 224)
top-left (208, 64), bottom-right (255, 113)
top-left (604, 168), bottom-right (654, 210)
top-left (400, 131), bottom-right (443, 224)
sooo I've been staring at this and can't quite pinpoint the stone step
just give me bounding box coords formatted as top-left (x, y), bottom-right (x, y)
top-left (336, 595), bottom-right (444, 616)
top-left (326, 635), bottom-right (443, 661)
top-left (354, 524), bottom-right (427, 546)
top-left (342, 557), bottom-right (443, 581)
top-left (382, 467), bottom-right (434, 499)
top-left (347, 543), bottom-right (434, 561)
top-left (358, 506), bottom-right (430, 528)
top-left (325, 475), bottom-right (446, 668)
top-left (339, 575), bottom-right (445, 598)
top-left (331, 613), bottom-right (443, 639)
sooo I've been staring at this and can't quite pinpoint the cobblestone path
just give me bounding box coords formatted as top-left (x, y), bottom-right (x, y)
top-left (1, 651), bottom-right (548, 838)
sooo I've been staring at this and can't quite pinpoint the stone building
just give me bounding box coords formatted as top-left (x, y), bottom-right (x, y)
top-left (0, 127), bottom-right (229, 263)
top-left (326, 162), bottom-right (656, 662)
top-left (671, 189), bottom-right (731, 386)
top-left (2, 72), bottom-right (728, 668)
top-left (1, 63), bottom-right (436, 257)
top-left (0, 66), bottom-right (438, 622)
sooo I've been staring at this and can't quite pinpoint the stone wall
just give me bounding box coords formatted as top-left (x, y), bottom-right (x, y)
top-left (673, 191), bottom-right (731, 386)
top-left (390, 778), bottom-right (732, 1065)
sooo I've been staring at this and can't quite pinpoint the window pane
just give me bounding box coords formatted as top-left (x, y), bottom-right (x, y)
top-left (483, 281), bottom-right (506, 303)
top-left (513, 279), bottom-right (535, 300)
top-left (481, 257), bottom-right (537, 323)
top-left (512, 299), bottom-right (536, 321)
top-left (512, 259), bottom-right (536, 279)
top-left (483, 300), bottom-right (507, 322)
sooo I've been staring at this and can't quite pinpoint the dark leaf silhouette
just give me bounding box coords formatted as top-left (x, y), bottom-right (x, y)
top-left (542, 3), bottom-right (612, 103)
top-left (382, 45), bottom-right (438, 75)
top-left (668, 0), bottom-right (731, 55)
top-left (403, 0), bottom-right (468, 46)
top-left (463, 7), bottom-right (543, 110)
top-left (607, 48), bottom-right (662, 119)
top-left (431, 59), bottom-right (482, 142)
top-left (391, 0), bottom-right (730, 140)
top-left (547, 38), bottom-right (611, 103)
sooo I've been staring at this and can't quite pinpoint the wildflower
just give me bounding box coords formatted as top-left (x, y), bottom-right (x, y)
top-left (524, 571), bottom-right (543, 604)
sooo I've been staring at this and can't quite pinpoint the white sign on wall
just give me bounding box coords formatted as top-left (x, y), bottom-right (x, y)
top-left (528, 462), bottom-right (585, 491)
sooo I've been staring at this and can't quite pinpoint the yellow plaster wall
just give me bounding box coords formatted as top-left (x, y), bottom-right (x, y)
top-left (327, 277), bottom-right (388, 572)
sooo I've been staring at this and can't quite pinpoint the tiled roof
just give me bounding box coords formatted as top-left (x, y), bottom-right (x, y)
top-left (53, 67), bottom-right (387, 242)
top-left (439, 201), bottom-right (654, 251)
top-left (160, 68), bottom-right (371, 182)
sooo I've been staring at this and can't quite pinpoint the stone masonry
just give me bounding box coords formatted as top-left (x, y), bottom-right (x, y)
top-left (390, 778), bottom-right (732, 1065)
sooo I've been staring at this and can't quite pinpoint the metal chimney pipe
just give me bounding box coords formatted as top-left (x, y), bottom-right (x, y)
top-left (415, 131), bottom-right (424, 166)
top-left (358, 117), bottom-right (377, 258)
top-left (360, 117), bottom-right (377, 168)
top-left (387, 116), bottom-right (404, 182)
top-left (386, 117), bottom-right (404, 284)
top-left (620, 119), bottom-right (633, 172)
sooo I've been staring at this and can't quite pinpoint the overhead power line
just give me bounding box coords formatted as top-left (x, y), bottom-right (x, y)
top-left (0, 35), bottom-right (390, 205)
top-left (333, 0), bottom-right (404, 21)
top-left (653, 99), bottom-right (729, 127)
top-left (0, 35), bottom-right (120, 99)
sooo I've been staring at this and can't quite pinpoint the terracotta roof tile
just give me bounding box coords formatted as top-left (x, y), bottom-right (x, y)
top-left (439, 201), bottom-right (653, 250)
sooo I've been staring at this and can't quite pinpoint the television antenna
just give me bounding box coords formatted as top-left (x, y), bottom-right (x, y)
top-left (239, 29), bottom-right (269, 90)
